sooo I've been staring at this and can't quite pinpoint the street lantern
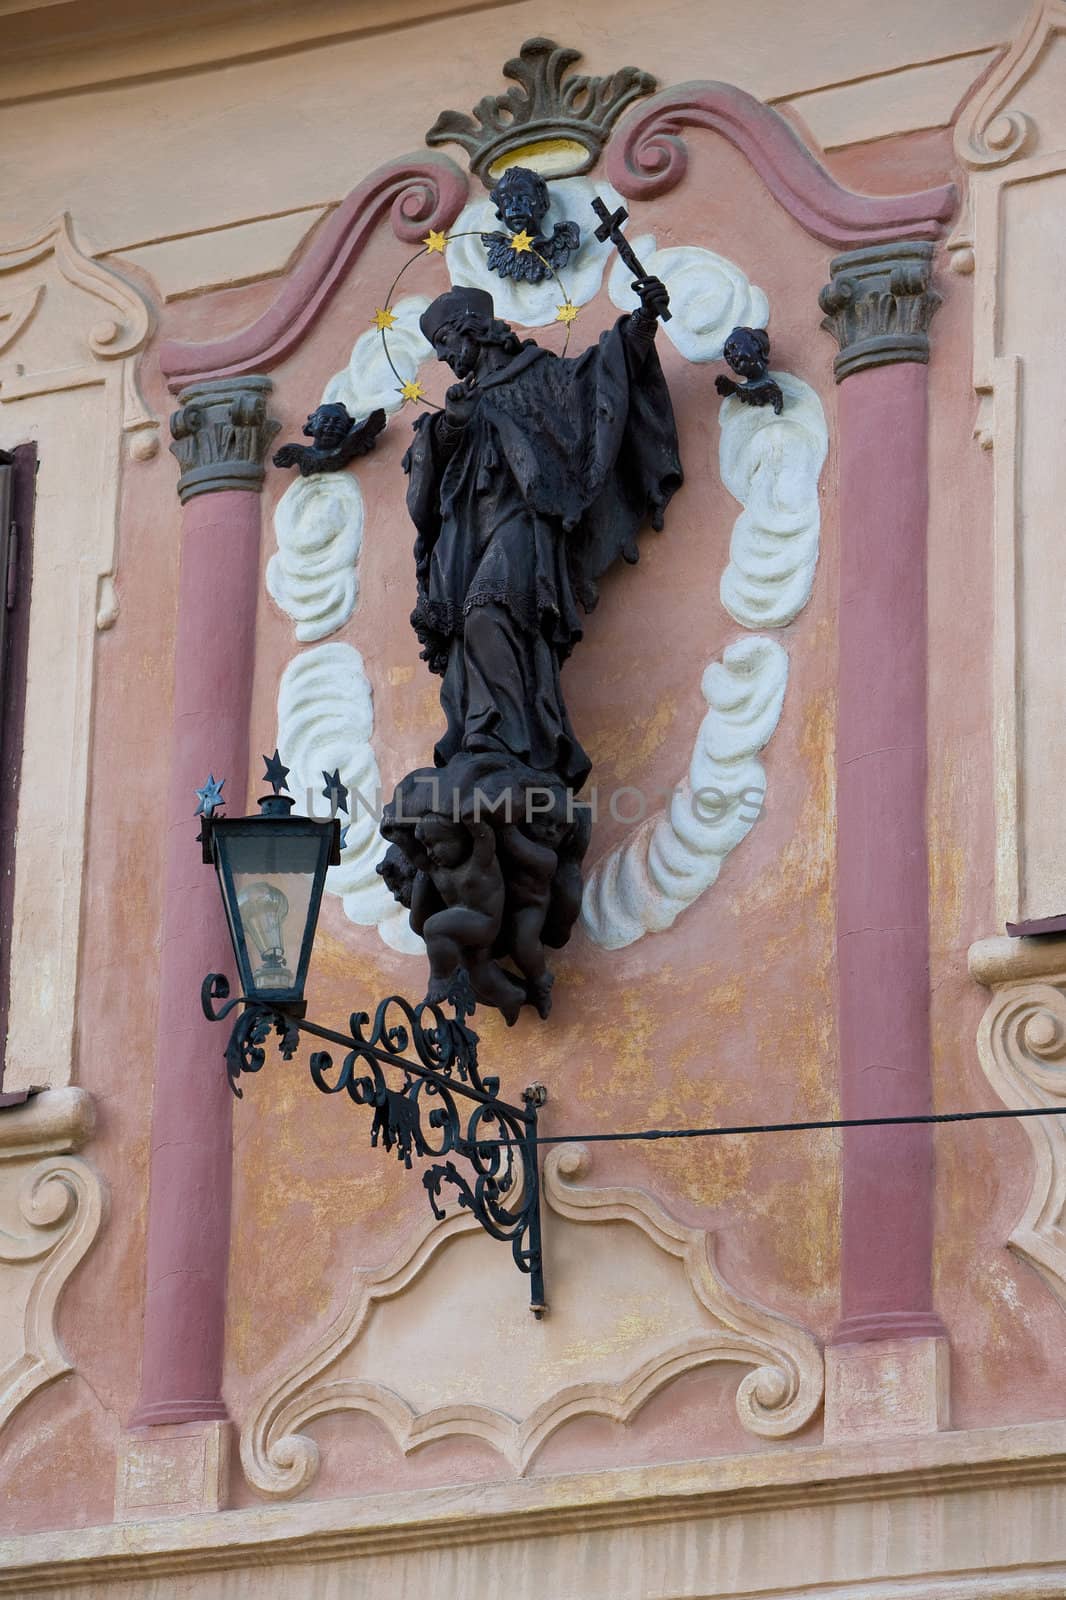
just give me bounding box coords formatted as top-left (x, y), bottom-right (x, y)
top-left (199, 754), bottom-right (339, 1013)
top-left (196, 750), bottom-right (546, 1313)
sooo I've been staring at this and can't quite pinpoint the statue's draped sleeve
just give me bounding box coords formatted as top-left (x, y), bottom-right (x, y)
top-left (480, 315), bottom-right (683, 610)
top-left (402, 411), bottom-right (457, 584)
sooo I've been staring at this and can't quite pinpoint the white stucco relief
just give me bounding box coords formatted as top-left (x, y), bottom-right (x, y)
top-left (446, 176), bottom-right (622, 327)
top-left (718, 374), bottom-right (828, 628)
top-left (582, 638), bottom-right (788, 949)
top-left (268, 298), bottom-right (431, 642)
top-left (267, 474), bottom-right (366, 644)
top-left (271, 226), bottom-right (824, 953)
top-left (607, 234), bottom-right (769, 363)
top-left (242, 1142), bottom-right (823, 1495)
top-left (276, 644), bottom-right (421, 953)
top-left (320, 294), bottom-right (433, 418)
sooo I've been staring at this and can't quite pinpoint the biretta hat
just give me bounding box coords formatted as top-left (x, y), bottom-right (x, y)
top-left (420, 286), bottom-right (495, 344)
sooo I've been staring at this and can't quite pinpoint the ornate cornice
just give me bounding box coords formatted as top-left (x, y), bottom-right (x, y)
top-left (605, 83), bottom-right (957, 247)
top-left (819, 242), bottom-right (942, 382)
top-left (169, 377), bottom-right (280, 503)
top-left (158, 155), bottom-right (467, 394)
top-left (6, 1418), bottom-right (1066, 1591)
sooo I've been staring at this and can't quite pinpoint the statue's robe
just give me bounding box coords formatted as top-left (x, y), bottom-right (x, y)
top-left (402, 314), bottom-right (682, 791)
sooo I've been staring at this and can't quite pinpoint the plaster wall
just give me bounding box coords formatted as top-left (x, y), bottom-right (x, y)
top-left (0, 0), bottom-right (1061, 1591)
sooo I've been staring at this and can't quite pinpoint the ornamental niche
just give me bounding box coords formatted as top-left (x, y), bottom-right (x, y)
top-left (264, 38), bottom-right (820, 1023)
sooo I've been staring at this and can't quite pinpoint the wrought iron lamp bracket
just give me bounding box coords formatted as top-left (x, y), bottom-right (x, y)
top-left (201, 972), bottom-right (547, 1313)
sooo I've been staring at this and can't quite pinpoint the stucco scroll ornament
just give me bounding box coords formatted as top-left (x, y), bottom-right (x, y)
top-left (953, 0), bottom-right (1066, 168)
top-left (972, 943), bottom-right (1066, 1307)
top-left (0, 1089), bottom-right (105, 1435)
top-left (0, 212), bottom-right (158, 629)
top-left (241, 1142), bottom-right (823, 1495)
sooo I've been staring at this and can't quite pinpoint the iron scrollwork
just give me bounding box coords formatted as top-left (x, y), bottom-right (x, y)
top-left (200, 972), bottom-right (547, 1312)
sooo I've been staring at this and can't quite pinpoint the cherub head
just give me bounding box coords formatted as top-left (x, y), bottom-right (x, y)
top-left (416, 814), bottom-right (471, 871)
top-left (723, 327), bottom-right (770, 382)
top-left (489, 166), bottom-right (551, 237)
top-left (303, 402), bottom-right (353, 451)
top-left (376, 843), bottom-right (417, 908)
top-left (527, 809), bottom-right (570, 849)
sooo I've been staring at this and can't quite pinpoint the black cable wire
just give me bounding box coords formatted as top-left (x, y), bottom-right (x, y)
top-left (476, 1103), bottom-right (1066, 1148)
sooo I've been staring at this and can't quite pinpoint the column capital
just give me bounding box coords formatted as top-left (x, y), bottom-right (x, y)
top-left (819, 241), bottom-right (942, 383)
top-left (169, 376), bottom-right (280, 504)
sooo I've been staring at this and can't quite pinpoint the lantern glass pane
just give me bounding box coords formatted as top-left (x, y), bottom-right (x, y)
top-left (222, 832), bottom-right (322, 998)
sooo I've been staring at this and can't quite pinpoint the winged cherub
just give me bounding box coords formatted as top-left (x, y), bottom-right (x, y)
top-left (480, 166), bottom-right (580, 285)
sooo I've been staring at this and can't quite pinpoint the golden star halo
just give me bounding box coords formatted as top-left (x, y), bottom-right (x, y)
top-left (371, 225), bottom-right (576, 410)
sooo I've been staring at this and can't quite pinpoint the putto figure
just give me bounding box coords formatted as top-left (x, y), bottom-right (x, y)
top-left (272, 401), bottom-right (387, 476)
top-left (714, 326), bottom-right (784, 415)
top-left (380, 275), bottom-right (682, 1020)
top-left (480, 166), bottom-right (580, 284)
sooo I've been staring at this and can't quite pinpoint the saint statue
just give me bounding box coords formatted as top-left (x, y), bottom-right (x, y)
top-left (380, 274), bottom-right (682, 1020)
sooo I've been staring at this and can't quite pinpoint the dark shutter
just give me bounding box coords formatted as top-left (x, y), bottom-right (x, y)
top-left (0, 444), bottom-right (36, 1083)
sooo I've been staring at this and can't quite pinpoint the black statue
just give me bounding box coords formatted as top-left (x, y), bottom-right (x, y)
top-left (480, 167), bottom-right (580, 285)
top-left (714, 327), bottom-right (783, 415)
top-left (379, 278), bottom-right (682, 1021)
top-left (273, 402), bottom-right (387, 476)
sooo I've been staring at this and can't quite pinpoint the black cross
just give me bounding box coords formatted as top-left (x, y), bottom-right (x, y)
top-left (590, 197), bottom-right (672, 320)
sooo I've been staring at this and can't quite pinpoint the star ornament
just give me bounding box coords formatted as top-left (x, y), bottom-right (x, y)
top-left (195, 774), bottom-right (225, 818)
top-left (399, 379), bottom-right (425, 405)
top-left (509, 230), bottom-right (534, 255)
top-left (555, 302), bottom-right (579, 326)
top-left (371, 306), bottom-right (397, 330)
top-left (322, 767), bottom-right (350, 816)
top-left (423, 229), bottom-right (448, 255)
top-left (263, 748), bottom-right (291, 795)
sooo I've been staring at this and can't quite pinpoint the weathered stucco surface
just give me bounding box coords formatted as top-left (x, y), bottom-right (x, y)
top-left (3, 3), bottom-right (1066, 1595)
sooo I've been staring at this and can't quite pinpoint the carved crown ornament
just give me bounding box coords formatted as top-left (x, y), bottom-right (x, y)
top-left (426, 37), bottom-right (657, 185)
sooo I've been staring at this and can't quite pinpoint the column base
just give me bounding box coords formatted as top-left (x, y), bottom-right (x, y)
top-left (115, 1421), bottom-right (232, 1520)
top-left (823, 1336), bottom-right (949, 1443)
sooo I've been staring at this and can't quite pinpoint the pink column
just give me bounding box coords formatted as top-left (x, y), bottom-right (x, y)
top-left (132, 380), bottom-right (278, 1426)
top-left (820, 245), bottom-right (946, 1347)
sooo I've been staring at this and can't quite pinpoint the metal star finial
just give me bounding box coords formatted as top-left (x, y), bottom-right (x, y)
top-left (263, 749), bottom-right (291, 795)
top-left (322, 768), bottom-right (350, 816)
top-left (195, 774), bottom-right (225, 818)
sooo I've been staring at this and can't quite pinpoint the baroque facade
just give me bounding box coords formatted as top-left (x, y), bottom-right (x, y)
top-left (2, 2), bottom-right (1066, 1594)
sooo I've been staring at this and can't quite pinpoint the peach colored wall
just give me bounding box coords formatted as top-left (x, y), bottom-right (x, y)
top-left (1, 2), bottom-right (1059, 1555)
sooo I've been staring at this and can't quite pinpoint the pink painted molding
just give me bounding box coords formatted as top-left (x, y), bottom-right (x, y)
top-left (605, 83), bottom-right (957, 247)
top-left (158, 153), bottom-right (468, 393)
